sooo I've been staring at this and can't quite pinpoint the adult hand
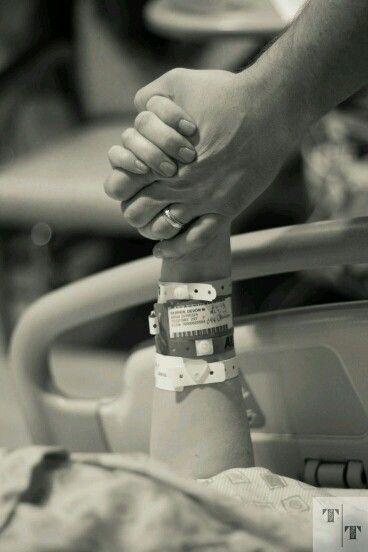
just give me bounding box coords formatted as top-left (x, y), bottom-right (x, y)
top-left (105, 67), bottom-right (295, 258)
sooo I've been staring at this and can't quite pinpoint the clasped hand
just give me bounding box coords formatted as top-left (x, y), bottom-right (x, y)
top-left (105, 68), bottom-right (292, 258)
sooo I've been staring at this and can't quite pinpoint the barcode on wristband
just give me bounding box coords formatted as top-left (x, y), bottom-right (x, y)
top-left (168, 297), bottom-right (233, 339)
top-left (172, 324), bottom-right (229, 339)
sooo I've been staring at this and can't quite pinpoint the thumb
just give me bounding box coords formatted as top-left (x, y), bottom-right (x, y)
top-left (134, 68), bottom-right (182, 111)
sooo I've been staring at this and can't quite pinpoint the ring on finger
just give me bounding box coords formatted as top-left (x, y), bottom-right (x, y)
top-left (163, 207), bottom-right (185, 230)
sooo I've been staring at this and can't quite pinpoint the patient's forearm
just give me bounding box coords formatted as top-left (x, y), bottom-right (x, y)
top-left (150, 226), bottom-right (254, 478)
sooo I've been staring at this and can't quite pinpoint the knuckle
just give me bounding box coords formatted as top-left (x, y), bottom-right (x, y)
top-left (146, 96), bottom-right (160, 112)
top-left (107, 145), bottom-right (120, 163)
top-left (134, 111), bottom-right (151, 132)
top-left (168, 67), bottom-right (184, 79)
top-left (105, 171), bottom-right (135, 201)
top-left (150, 218), bottom-right (177, 240)
top-left (107, 145), bottom-right (116, 158)
top-left (103, 177), bottom-right (113, 198)
top-left (137, 227), bottom-right (148, 239)
top-left (138, 227), bottom-right (156, 240)
top-left (134, 88), bottom-right (144, 109)
top-left (138, 225), bottom-right (171, 240)
top-left (104, 174), bottom-right (121, 200)
top-left (121, 127), bottom-right (134, 145)
top-left (123, 204), bottom-right (143, 227)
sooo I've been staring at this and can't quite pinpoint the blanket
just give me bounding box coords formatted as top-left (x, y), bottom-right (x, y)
top-left (0, 447), bottom-right (326, 551)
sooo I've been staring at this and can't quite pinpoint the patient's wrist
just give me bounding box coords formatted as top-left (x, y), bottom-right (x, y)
top-left (149, 227), bottom-right (254, 476)
top-left (152, 276), bottom-right (236, 392)
top-left (161, 224), bottom-right (231, 283)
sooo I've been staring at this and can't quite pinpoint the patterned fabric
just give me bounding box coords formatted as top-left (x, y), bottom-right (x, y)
top-left (0, 447), bottom-right (325, 551)
top-left (200, 467), bottom-right (329, 514)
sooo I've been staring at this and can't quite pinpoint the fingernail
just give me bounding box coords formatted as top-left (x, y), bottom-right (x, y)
top-left (179, 147), bottom-right (196, 163)
top-left (159, 161), bottom-right (176, 177)
top-left (178, 119), bottom-right (196, 136)
top-left (153, 247), bottom-right (162, 258)
top-left (135, 160), bottom-right (149, 174)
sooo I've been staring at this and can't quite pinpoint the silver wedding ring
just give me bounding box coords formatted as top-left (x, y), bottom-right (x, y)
top-left (163, 207), bottom-right (185, 230)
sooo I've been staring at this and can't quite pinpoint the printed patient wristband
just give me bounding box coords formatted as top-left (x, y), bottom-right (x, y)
top-left (157, 278), bottom-right (232, 303)
top-left (151, 277), bottom-right (236, 390)
top-left (154, 353), bottom-right (239, 392)
top-left (149, 293), bottom-right (234, 358)
top-left (154, 333), bottom-right (234, 357)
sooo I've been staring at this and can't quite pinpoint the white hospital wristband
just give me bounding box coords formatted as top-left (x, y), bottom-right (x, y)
top-left (157, 278), bottom-right (232, 303)
top-left (154, 353), bottom-right (239, 392)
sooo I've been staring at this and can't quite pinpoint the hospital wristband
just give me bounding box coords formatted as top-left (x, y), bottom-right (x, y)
top-left (157, 278), bottom-right (232, 303)
top-left (154, 353), bottom-right (239, 392)
top-left (154, 332), bottom-right (234, 358)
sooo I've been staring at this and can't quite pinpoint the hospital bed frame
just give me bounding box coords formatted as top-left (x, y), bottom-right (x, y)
top-left (10, 217), bottom-right (368, 487)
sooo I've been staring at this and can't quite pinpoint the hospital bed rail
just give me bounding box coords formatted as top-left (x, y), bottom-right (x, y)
top-left (10, 217), bottom-right (368, 452)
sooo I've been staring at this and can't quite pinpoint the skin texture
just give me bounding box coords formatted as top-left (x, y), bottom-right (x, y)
top-left (105, 0), bottom-right (368, 259)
